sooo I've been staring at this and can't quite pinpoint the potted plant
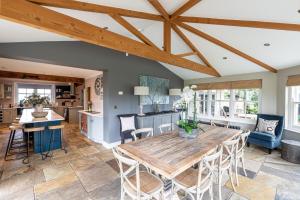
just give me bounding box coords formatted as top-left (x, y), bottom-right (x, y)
top-left (174, 86), bottom-right (203, 138)
top-left (22, 94), bottom-right (50, 117)
top-left (177, 119), bottom-right (199, 138)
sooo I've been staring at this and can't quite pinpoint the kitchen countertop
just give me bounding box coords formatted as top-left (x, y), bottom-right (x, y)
top-left (0, 106), bottom-right (84, 110)
top-left (19, 108), bottom-right (65, 124)
top-left (78, 110), bottom-right (102, 117)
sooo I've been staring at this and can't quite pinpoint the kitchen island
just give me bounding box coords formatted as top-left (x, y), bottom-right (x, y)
top-left (19, 108), bottom-right (64, 153)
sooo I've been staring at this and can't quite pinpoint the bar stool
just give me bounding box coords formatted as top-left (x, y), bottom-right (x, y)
top-left (23, 126), bottom-right (45, 163)
top-left (5, 123), bottom-right (26, 161)
top-left (47, 124), bottom-right (67, 157)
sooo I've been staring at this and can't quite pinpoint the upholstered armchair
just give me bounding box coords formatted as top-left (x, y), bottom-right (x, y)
top-left (247, 114), bottom-right (284, 154)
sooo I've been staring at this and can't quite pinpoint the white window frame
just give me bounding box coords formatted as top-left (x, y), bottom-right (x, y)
top-left (16, 83), bottom-right (54, 103)
top-left (232, 89), bottom-right (260, 119)
top-left (286, 86), bottom-right (300, 131)
top-left (190, 88), bottom-right (261, 123)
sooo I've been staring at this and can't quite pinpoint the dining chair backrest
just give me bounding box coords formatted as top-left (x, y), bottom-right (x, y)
top-left (222, 138), bottom-right (240, 167)
top-left (197, 147), bottom-right (222, 189)
top-left (131, 128), bottom-right (153, 141)
top-left (238, 131), bottom-right (251, 153)
top-left (158, 123), bottom-right (173, 134)
top-left (112, 148), bottom-right (141, 198)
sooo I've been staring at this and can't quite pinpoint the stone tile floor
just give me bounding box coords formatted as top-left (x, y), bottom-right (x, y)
top-left (0, 123), bottom-right (299, 200)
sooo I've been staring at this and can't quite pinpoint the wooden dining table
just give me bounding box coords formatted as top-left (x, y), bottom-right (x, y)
top-left (118, 124), bottom-right (242, 180)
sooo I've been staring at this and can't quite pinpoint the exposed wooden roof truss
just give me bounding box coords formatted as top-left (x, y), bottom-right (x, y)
top-left (2, 0), bottom-right (297, 76)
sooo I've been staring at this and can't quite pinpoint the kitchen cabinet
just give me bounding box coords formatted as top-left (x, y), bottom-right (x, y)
top-left (2, 109), bottom-right (13, 124)
top-left (53, 107), bottom-right (65, 117)
top-left (0, 84), bottom-right (4, 99)
top-left (137, 112), bottom-right (180, 135)
top-left (78, 111), bottom-right (103, 143)
top-left (68, 107), bottom-right (83, 124)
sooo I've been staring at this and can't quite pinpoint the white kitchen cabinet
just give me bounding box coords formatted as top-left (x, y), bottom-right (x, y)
top-left (78, 111), bottom-right (103, 143)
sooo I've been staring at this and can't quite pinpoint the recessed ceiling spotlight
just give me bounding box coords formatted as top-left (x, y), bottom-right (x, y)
top-left (264, 43), bottom-right (271, 47)
top-left (222, 57), bottom-right (228, 60)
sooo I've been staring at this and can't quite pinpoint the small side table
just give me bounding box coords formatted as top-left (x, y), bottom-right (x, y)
top-left (281, 140), bottom-right (300, 164)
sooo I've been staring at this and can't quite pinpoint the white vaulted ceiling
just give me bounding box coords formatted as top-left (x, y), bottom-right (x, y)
top-left (0, 0), bottom-right (300, 80)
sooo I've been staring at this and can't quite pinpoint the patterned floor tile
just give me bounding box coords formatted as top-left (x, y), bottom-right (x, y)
top-left (34, 173), bottom-right (78, 196)
top-left (43, 163), bottom-right (73, 181)
top-left (74, 161), bottom-right (118, 192)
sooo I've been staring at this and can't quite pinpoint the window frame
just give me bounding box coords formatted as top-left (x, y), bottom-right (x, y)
top-left (16, 83), bottom-right (53, 103)
top-left (287, 86), bottom-right (300, 131)
top-left (191, 88), bottom-right (261, 122)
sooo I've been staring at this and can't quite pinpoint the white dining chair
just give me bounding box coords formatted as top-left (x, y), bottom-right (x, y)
top-left (210, 120), bottom-right (229, 128)
top-left (217, 138), bottom-right (240, 200)
top-left (172, 147), bottom-right (222, 200)
top-left (131, 128), bottom-right (153, 141)
top-left (235, 131), bottom-right (251, 186)
top-left (158, 123), bottom-right (174, 134)
top-left (112, 148), bottom-right (164, 200)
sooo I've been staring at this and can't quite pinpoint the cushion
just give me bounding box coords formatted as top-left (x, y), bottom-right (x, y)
top-left (249, 131), bottom-right (276, 142)
top-left (120, 116), bottom-right (136, 132)
top-left (256, 118), bottom-right (278, 135)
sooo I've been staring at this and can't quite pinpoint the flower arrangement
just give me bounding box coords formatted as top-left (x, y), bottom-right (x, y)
top-left (177, 119), bottom-right (198, 134)
top-left (22, 94), bottom-right (50, 106)
top-left (174, 85), bottom-right (203, 138)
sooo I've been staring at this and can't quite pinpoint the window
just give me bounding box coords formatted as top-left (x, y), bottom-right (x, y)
top-left (232, 89), bottom-right (259, 119)
top-left (191, 88), bottom-right (260, 121)
top-left (17, 88), bottom-right (34, 103)
top-left (17, 84), bottom-right (52, 103)
top-left (37, 88), bottom-right (52, 99)
top-left (287, 86), bottom-right (300, 130)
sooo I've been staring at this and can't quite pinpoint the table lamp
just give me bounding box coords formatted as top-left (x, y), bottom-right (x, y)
top-left (134, 86), bottom-right (149, 116)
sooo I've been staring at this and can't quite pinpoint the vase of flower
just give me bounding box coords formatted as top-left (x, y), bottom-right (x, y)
top-left (22, 94), bottom-right (50, 118)
top-left (34, 104), bottom-right (44, 112)
top-left (177, 120), bottom-right (199, 139)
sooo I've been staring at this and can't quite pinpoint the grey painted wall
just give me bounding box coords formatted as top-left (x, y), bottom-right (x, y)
top-left (0, 41), bottom-right (183, 143)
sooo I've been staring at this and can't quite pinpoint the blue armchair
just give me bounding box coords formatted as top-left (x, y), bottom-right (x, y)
top-left (247, 114), bottom-right (284, 154)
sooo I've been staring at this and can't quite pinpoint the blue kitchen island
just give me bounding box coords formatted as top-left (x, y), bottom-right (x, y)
top-left (19, 108), bottom-right (65, 153)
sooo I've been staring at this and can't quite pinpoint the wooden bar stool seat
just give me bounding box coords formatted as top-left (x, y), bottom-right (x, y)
top-left (23, 127), bottom-right (46, 163)
top-left (5, 124), bottom-right (26, 161)
top-left (47, 124), bottom-right (67, 157)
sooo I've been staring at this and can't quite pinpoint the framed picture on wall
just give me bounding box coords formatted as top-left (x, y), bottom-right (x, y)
top-left (139, 75), bottom-right (169, 105)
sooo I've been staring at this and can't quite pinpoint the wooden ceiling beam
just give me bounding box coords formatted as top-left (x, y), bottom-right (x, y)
top-left (176, 17), bottom-right (300, 32)
top-left (163, 21), bottom-right (171, 52)
top-left (171, 24), bottom-right (221, 76)
top-left (148, 0), bottom-right (169, 20)
top-left (109, 14), bottom-right (159, 49)
top-left (28, 0), bottom-right (164, 21)
top-left (171, 0), bottom-right (201, 20)
top-left (0, 0), bottom-right (219, 76)
top-left (176, 51), bottom-right (197, 57)
top-left (177, 22), bottom-right (277, 73)
top-left (0, 70), bottom-right (84, 83)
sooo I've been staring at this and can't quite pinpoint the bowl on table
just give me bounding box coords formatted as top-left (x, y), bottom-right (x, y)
top-left (31, 111), bottom-right (48, 118)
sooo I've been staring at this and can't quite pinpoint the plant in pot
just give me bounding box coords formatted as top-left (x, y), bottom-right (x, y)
top-left (174, 86), bottom-right (203, 138)
top-left (22, 94), bottom-right (50, 118)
